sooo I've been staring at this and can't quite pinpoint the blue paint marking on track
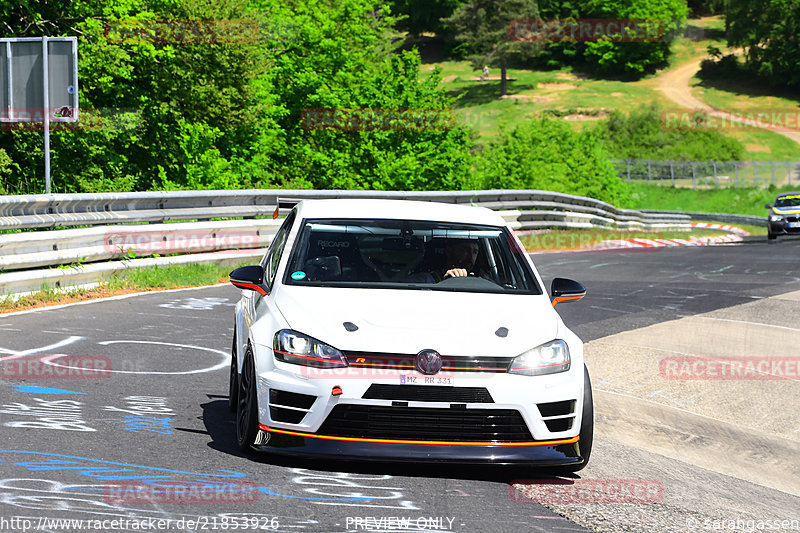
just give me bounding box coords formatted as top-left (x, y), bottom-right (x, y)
top-left (0, 451), bottom-right (373, 502)
top-left (0, 450), bottom-right (246, 479)
top-left (13, 385), bottom-right (87, 395)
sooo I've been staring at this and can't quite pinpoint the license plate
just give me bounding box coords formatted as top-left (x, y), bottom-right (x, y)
top-left (789, 222), bottom-right (800, 228)
top-left (400, 374), bottom-right (455, 386)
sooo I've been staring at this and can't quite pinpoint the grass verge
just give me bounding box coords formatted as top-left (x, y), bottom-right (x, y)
top-left (629, 183), bottom-right (792, 216)
top-left (0, 262), bottom-right (246, 314)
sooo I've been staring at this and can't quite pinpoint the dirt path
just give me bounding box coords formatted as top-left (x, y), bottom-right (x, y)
top-left (655, 54), bottom-right (800, 185)
top-left (655, 54), bottom-right (800, 146)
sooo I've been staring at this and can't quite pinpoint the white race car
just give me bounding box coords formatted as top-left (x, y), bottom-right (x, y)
top-left (229, 199), bottom-right (592, 470)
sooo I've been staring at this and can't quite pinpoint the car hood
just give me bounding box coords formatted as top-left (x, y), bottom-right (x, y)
top-left (274, 285), bottom-right (560, 357)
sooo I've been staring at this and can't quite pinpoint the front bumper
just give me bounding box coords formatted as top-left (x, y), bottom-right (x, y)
top-left (252, 424), bottom-right (583, 465)
top-left (768, 218), bottom-right (800, 235)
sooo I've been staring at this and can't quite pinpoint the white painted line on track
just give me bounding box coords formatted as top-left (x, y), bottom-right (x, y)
top-left (41, 340), bottom-right (228, 375)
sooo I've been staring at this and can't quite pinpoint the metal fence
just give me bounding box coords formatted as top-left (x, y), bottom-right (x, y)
top-left (611, 159), bottom-right (800, 189)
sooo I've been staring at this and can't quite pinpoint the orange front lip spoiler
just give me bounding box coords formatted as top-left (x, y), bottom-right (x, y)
top-left (258, 424), bottom-right (579, 447)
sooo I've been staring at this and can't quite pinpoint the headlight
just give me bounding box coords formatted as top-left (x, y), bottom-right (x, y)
top-left (769, 214), bottom-right (783, 222)
top-left (508, 339), bottom-right (570, 376)
top-left (273, 330), bottom-right (348, 368)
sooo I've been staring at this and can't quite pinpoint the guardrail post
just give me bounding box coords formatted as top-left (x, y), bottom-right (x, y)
top-left (626, 159), bottom-right (631, 183)
top-left (691, 163), bottom-right (696, 189)
top-left (753, 160), bottom-right (757, 187)
top-left (647, 160), bottom-right (652, 182)
top-left (734, 161), bottom-right (738, 186)
top-left (771, 161), bottom-right (775, 185)
top-left (670, 161), bottom-right (674, 186)
top-left (787, 161), bottom-right (791, 184)
top-left (713, 161), bottom-right (717, 186)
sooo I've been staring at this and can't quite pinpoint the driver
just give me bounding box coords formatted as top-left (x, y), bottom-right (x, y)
top-left (441, 239), bottom-right (479, 279)
top-left (408, 238), bottom-right (484, 283)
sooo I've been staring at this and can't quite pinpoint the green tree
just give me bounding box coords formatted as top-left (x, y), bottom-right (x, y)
top-left (593, 104), bottom-right (745, 160)
top-left (442, 0), bottom-right (541, 96)
top-left (476, 118), bottom-right (631, 206)
top-left (726, 0), bottom-right (800, 88)
top-left (536, 0), bottom-right (687, 75)
top-left (249, 1), bottom-right (475, 191)
top-left (389, 0), bottom-right (465, 37)
top-left (580, 0), bottom-right (687, 74)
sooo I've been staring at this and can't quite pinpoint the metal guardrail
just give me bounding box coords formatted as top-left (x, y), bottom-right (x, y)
top-left (0, 189), bottom-right (690, 230)
top-left (0, 189), bottom-right (698, 296)
top-left (641, 210), bottom-right (767, 228)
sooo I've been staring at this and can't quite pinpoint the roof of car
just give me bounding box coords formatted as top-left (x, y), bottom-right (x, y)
top-left (776, 191), bottom-right (800, 198)
top-left (293, 199), bottom-right (507, 226)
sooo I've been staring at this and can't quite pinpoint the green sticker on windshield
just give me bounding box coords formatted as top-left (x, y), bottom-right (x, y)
top-left (291, 271), bottom-right (306, 280)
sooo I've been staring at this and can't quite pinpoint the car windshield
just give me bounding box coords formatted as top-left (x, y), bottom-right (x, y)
top-left (775, 195), bottom-right (800, 208)
top-left (284, 218), bottom-right (541, 294)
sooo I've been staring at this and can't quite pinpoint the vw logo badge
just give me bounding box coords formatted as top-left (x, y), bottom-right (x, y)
top-left (415, 349), bottom-right (442, 375)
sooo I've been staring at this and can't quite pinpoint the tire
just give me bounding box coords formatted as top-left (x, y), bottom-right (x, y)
top-left (228, 332), bottom-right (238, 413)
top-left (768, 232), bottom-right (777, 240)
top-left (545, 365), bottom-right (594, 474)
top-left (236, 346), bottom-right (259, 452)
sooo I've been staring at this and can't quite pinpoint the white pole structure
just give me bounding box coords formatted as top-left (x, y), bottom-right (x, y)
top-left (42, 36), bottom-right (51, 194)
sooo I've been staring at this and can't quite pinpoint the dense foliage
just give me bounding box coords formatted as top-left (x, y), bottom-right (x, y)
top-left (0, 0), bottom-right (475, 194)
top-left (476, 118), bottom-right (631, 206)
top-left (725, 0), bottom-right (800, 89)
top-left (593, 104), bottom-right (745, 161)
top-left (537, 0), bottom-right (688, 74)
top-left (0, 0), bottom-right (741, 210)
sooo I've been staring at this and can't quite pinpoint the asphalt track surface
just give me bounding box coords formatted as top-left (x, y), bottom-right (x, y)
top-left (1, 236), bottom-right (799, 533)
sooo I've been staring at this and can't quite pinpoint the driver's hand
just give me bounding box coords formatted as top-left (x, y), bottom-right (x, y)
top-left (444, 268), bottom-right (469, 278)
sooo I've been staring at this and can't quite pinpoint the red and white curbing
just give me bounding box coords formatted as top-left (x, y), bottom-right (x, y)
top-left (521, 222), bottom-right (748, 253)
top-left (591, 233), bottom-right (743, 250)
top-left (587, 222), bottom-right (748, 250)
top-left (690, 222), bottom-right (750, 236)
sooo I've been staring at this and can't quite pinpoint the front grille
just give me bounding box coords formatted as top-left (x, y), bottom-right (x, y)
top-left (343, 351), bottom-right (513, 373)
top-left (317, 405), bottom-right (533, 442)
top-left (362, 384), bottom-right (494, 403)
